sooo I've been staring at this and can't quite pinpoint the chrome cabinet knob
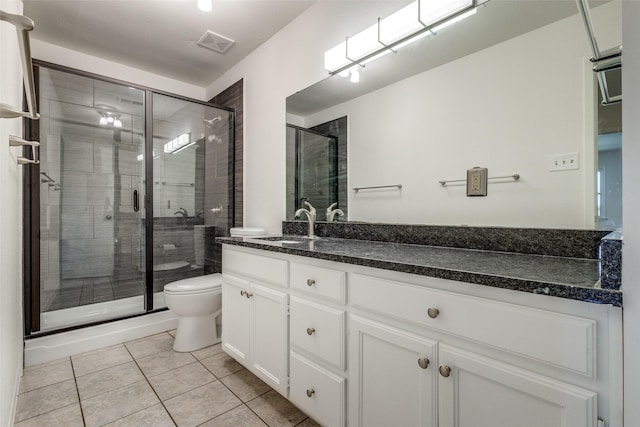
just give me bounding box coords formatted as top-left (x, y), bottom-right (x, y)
top-left (306, 388), bottom-right (315, 398)
top-left (246, 292), bottom-right (253, 299)
top-left (427, 307), bottom-right (440, 319)
top-left (306, 327), bottom-right (315, 336)
top-left (240, 290), bottom-right (246, 297)
top-left (418, 357), bottom-right (430, 369)
top-left (307, 279), bottom-right (316, 287)
top-left (439, 365), bottom-right (451, 377)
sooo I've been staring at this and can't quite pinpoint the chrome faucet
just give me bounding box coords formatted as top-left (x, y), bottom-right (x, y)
top-left (326, 202), bottom-right (344, 222)
top-left (174, 207), bottom-right (188, 218)
top-left (295, 201), bottom-right (318, 239)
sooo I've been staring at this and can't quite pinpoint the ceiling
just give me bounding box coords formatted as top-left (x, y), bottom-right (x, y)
top-left (22, 0), bottom-right (316, 87)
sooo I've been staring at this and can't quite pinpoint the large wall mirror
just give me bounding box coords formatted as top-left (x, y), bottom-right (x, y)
top-left (286, 0), bottom-right (622, 229)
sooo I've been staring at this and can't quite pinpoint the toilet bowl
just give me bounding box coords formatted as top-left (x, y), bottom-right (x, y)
top-left (164, 273), bottom-right (222, 352)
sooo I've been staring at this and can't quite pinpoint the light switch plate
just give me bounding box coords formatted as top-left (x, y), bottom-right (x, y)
top-left (467, 167), bottom-right (488, 196)
top-left (549, 152), bottom-right (579, 171)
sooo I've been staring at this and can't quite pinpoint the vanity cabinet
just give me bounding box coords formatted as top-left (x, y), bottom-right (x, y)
top-left (349, 273), bottom-right (601, 427)
top-left (221, 250), bottom-right (289, 396)
top-left (221, 245), bottom-right (621, 427)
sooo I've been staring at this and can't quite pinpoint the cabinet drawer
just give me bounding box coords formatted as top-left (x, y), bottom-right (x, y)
top-left (290, 262), bottom-right (346, 303)
top-left (222, 248), bottom-right (288, 287)
top-left (290, 352), bottom-right (346, 427)
top-left (290, 296), bottom-right (346, 370)
top-left (350, 274), bottom-right (596, 376)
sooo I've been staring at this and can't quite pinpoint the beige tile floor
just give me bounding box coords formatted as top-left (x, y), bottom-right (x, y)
top-left (14, 331), bottom-right (320, 427)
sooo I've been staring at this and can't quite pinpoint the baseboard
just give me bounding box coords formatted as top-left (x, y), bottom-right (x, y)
top-left (6, 362), bottom-right (22, 427)
top-left (24, 311), bottom-right (178, 366)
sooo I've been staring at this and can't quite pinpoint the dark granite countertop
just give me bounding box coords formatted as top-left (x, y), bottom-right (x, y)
top-left (217, 235), bottom-right (622, 307)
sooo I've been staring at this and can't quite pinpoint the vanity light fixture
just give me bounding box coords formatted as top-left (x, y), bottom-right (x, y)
top-left (324, 0), bottom-right (478, 76)
top-left (197, 0), bottom-right (212, 12)
top-left (164, 133), bottom-right (195, 154)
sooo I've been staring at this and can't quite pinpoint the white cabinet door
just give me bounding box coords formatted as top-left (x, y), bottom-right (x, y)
top-left (290, 352), bottom-right (346, 427)
top-left (349, 315), bottom-right (437, 427)
top-left (438, 344), bottom-right (598, 427)
top-left (222, 276), bottom-right (289, 396)
top-left (222, 279), bottom-right (251, 364)
top-left (252, 283), bottom-right (289, 396)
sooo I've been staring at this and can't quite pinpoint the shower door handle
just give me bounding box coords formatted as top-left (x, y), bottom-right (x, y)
top-left (133, 190), bottom-right (140, 212)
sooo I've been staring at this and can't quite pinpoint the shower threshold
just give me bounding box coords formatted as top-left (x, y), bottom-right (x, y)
top-left (39, 292), bottom-right (167, 332)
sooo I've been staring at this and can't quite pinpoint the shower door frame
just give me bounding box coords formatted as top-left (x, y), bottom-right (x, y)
top-left (23, 60), bottom-right (236, 337)
top-left (287, 124), bottom-right (339, 212)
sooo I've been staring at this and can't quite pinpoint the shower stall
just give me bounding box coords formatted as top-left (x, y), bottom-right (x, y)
top-left (286, 119), bottom-right (347, 220)
top-left (24, 62), bottom-right (234, 335)
top-left (286, 124), bottom-right (339, 217)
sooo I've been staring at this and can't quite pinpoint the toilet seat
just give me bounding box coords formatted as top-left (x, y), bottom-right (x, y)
top-left (164, 275), bottom-right (222, 295)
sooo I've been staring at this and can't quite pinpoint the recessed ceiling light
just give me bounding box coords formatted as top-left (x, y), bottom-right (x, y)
top-left (198, 0), bottom-right (212, 12)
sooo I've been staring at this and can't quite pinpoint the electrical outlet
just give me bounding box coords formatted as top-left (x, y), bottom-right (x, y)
top-left (466, 167), bottom-right (488, 196)
top-left (549, 152), bottom-right (579, 171)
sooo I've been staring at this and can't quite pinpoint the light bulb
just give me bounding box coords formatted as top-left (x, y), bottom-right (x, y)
top-left (107, 115), bottom-right (114, 124)
top-left (99, 116), bottom-right (108, 125)
top-left (113, 119), bottom-right (123, 128)
top-left (197, 0), bottom-right (212, 12)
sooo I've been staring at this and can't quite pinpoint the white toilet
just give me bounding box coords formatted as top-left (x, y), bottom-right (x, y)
top-left (164, 227), bottom-right (265, 352)
top-left (164, 274), bottom-right (223, 352)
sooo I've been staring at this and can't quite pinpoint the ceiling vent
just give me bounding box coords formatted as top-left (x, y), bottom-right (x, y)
top-left (197, 30), bottom-right (235, 54)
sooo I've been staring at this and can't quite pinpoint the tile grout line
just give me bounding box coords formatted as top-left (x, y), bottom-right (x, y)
top-left (69, 356), bottom-right (88, 427)
top-left (13, 359), bottom-right (79, 425)
top-left (123, 332), bottom-right (180, 426)
top-left (193, 357), bottom-right (265, 426)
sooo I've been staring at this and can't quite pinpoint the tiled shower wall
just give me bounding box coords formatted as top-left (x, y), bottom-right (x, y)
top-left (210, 79), bottom-right (243, 228)
top-left (209, 79), bottom-right (243, 273)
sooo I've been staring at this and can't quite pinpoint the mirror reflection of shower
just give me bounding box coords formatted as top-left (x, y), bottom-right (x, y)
top-left (286, 117), bottom-right (348, 221)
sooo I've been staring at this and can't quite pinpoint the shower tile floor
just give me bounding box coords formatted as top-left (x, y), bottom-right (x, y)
top-left (14, 331), bottom-right (319, 427)
top-left (41, 278), bottom-right (145, 312)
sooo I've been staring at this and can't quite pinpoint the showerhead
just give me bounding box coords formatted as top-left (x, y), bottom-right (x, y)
top-left (203, 116), bottom-right (222, 127)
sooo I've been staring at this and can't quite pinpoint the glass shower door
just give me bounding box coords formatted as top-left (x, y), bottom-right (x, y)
top-left (37, 67), bottom-right (146, 331)
top-left (151, 93), bottom-right (234, 308)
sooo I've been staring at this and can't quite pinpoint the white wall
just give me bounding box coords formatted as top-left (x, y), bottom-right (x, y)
top-left (0, 1), bottom-right (26, 424)
top-left (303, 3), bottom-right (620, 228)
top-left (622, 1), bottom-right (640, 425)
top-left (205, 1), bottom-right (406, 233)
top-left (31, 40), bottom-right (206, 101)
